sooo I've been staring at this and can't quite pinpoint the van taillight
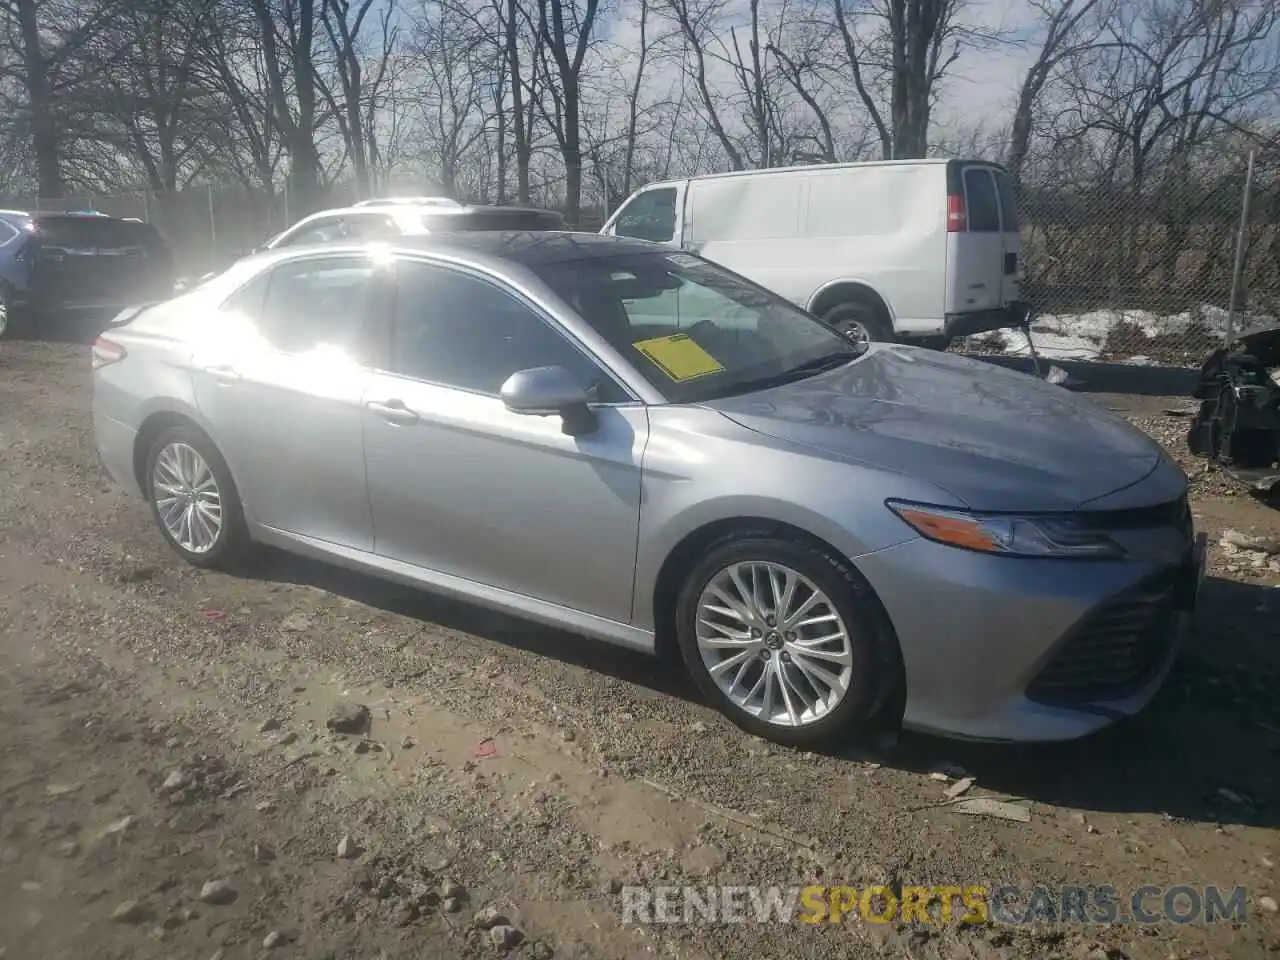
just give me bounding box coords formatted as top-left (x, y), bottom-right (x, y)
top-left (91, 337), bottom-right (127, 370)
top-left (947, 194), bottom-right (967, 233)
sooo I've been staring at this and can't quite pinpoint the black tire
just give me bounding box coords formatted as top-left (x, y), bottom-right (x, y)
top-left (822, 299), bottom-right (895, 345)
top-left (144, 424), bottom-right (251, 570)
top-left (674, 533), bottom-right (901, 747)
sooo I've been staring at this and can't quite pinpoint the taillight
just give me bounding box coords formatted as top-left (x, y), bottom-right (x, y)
top-left (947, 193), bottom-right (967, 232)
top-left (91, 337), bottom-right (127, 370)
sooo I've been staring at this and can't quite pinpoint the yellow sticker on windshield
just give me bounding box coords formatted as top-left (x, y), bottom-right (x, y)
top-left (632, 334), bottom-right (725, 382)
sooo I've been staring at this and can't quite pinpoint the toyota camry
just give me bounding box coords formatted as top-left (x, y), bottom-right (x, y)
top-left (92, 232), bottom-right (1205, 746)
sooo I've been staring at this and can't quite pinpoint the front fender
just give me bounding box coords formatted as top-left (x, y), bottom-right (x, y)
top-left (630, 406), bottom-right (944, 631)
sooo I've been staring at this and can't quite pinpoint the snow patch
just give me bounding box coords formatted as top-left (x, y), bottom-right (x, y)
top-left (974, 304), bottom-right (1276, 365)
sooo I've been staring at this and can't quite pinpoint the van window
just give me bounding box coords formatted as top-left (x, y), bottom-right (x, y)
top-left (613, 189), bottom-right (677, 243)
top-left (962, 169), bottom-right (1000, 233)
top-left (994, 170), bottom-right (1019, 232)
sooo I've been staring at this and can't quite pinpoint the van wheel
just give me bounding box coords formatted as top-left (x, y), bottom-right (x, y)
top-left (822, 300), bottom-right (894, 347)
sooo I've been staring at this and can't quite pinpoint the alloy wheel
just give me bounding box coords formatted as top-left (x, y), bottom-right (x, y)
top-left (0, 296), bottom-right (8, 338)
top-left (152, 441), bottom-right (223, 554)
top-left (694, 561), bottom-right (854, 727)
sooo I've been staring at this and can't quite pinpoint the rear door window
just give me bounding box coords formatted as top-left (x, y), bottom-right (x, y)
top-left (993, 170), bottom-right (1019, 233)
top-left (221, 272), bottom-right (272, 320)
top-left (259, 256), bottom-right (384, 360)
top-left (962, 169), bottom-right (1001, 233)
top-left (613, 189), bottom-right (678, 243)
top-left (390, 260), bottom-right (625, 401)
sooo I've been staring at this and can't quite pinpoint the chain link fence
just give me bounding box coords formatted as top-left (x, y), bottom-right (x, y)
top-left (956, 149), bottom-right (1280, 368)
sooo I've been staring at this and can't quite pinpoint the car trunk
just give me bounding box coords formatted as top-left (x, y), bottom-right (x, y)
top-left (29, 216), bottom-right (174, 307)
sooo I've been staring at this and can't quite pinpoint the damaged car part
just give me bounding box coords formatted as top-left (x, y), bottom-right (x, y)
top-left (1188, 326), bottom-right (1280, 494)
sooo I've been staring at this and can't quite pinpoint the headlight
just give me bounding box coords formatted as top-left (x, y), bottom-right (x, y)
top-left (886, 500), bottom-right (1124, 558)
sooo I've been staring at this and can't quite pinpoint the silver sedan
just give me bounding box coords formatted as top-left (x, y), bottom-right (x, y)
top-left (92, 232), bottom-right (1205, 746)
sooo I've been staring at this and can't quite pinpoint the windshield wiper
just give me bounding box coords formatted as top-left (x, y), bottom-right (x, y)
top-left (706, 350), bottom-right (859, 399)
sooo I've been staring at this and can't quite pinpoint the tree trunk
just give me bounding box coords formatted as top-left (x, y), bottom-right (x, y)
top-left (506, 0), bottom-right (531, 203)
top-left (562, 77), bottom-right (581, 225)
top-left (16, 0), bottom-right (63, 198)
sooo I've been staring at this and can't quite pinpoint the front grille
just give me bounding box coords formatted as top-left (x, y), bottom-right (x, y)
top-left (1026, 568), bottom-right (1179, 704)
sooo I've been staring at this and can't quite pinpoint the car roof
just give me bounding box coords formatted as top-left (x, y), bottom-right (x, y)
top-left (296, 203), bottom-right (557, 221)
top-left (250, 231), bottom-right (664, 275)
top-left (353, 197), bottom-right (461, 207)
top-left (385, 230), bottom-right (659, 266)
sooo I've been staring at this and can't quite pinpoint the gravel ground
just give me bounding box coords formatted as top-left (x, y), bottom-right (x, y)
top-left (0, 340), bottom-right (1278, 960)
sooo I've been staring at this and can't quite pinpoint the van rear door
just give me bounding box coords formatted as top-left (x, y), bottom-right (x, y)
top-left (992, 168), bottom-right (1022, 307)
top-left (946, 163), bottom-right (1003, 315)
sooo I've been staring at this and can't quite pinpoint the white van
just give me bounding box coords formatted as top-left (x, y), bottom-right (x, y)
top-left (599, 159), bottom-right (1027, 348)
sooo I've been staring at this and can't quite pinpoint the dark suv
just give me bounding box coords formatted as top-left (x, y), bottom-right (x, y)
top-left (0, 210), bottom-right (175, 338)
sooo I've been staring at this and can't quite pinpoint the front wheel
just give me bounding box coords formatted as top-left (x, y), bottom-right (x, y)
top-left (145, 425), bottom-right (251, 570)
top-left (674, 534), bottom-right (899, 747)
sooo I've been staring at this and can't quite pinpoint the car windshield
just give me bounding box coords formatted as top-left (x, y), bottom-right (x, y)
top-left (530, 250), bottom-right (860, 403)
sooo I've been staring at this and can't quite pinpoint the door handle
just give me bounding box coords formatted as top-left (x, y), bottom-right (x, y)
top-left (204, 364), bottom-right (241, 384)
top-left (366, 398), bottom-right (420, 425)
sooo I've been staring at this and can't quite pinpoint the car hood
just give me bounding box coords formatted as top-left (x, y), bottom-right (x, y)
top-left (706, 346), bottom-right (1171, 513)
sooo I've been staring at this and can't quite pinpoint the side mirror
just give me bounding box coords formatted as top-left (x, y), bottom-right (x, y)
top-left (500, 365), bottom-right (598, 436)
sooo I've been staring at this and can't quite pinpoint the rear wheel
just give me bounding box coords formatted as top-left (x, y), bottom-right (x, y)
top-left (145, 425), bottom-right (251, 570)
top-left (822, 299), bottom-right (894, 347)
top-left (674, 534), bottom-right (899, 747)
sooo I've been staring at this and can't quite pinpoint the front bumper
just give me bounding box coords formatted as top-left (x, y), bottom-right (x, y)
top-left (856, 531), bottom-right (1205, 742)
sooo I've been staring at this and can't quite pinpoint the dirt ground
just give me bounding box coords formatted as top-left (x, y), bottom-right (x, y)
top-left (1, 340), bottom-right (1278, 960)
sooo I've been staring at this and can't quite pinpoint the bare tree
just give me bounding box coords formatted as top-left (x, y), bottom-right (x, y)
top-left (317, 0), bottom-right (399, 197)
top-left (617, 0), bottom-right (652, 197)
top-left (409, 0), bottom-right (490, 196)
top-left (829, 0), bottom-right (971, 159)
top-left (178, 2), bottom-right (272, 191)
top-left (1005, 0), bottom-right (1110, 189)
top-left (535, 0), bottom-right (600, 224)
top-left (94, 0), bottom-right (225, 195)
top-left (662, 0), bottom-right (744, 169)
top-left (246, 0), bottom-right (323, 215)
top-left (4, 0), bottom-right (120, 196)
